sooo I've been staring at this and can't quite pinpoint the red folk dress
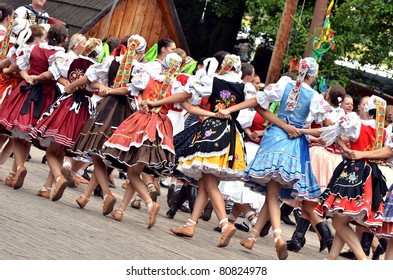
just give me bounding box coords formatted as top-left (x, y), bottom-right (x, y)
top-left (0, 43), bottom-right (64, 140)
top-left (30, 53), bottom-right (95, 149)
top-left (101, 77), bottom-right (176, 176)
top-left (315, 119), bottom-right (387, 230)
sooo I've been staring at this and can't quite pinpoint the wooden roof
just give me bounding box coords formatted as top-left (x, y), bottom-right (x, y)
top-left (7, 0), bottom-right (189, 53)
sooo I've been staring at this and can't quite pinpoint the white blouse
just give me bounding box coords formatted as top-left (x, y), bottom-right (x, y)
top-left (185, 72), bottom-right (249, 106)
top-left (256, 76), bottom-right (331, 125)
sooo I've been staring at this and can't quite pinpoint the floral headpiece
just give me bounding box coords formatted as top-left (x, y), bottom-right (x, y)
top-left (217, 54), bottom-right (241, 75)
top-left (70, 34), bottom-right (86, 50)
top-left (151, 53), bottom-right (182, 113)
top-left (113, 34), bottom-right (146, 89)
top-left (84, 38), bottom-right (102, 57)
top-left (285, 57), bottom-right (318, 111)
top-left (367, 95), bottom-right (387, 150)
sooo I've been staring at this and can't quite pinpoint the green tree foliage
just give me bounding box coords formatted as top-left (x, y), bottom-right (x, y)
top-left (175, 0), bottom-right (393, 89)
top-left (245, 0), bottom-right (393, 87)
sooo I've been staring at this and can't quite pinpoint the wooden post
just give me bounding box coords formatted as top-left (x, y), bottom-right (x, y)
top-left (265, 0), bottom-right (299, 85)
top-left (304, 0), bottom-right (329, 57)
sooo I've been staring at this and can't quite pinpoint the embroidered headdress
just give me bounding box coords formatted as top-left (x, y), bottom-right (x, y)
top-left (285, 57), bottom-right (318, 111)
top-left (217, 54), bottom-right (241, 75)
top-left (0, 20), bottom-right (17, 60)
top-left (84, 38), bottom-right (102, 58)
top-left (366, 95), bottom-right (387, 150)
top-left (151, 53), bottom-right (182, 113)
top-left (113, 34), bottom-right (147, 89)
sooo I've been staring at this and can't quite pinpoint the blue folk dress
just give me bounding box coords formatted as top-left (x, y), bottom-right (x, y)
top-left (243, 76), bottom-right (331, 201)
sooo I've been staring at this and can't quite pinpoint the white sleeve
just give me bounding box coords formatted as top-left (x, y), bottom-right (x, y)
top-left (237, 109), bottom-right (256, 129)
top-left (320, 112), bottom-right (361, 145)
top-left (145, 61), bottom-right (162, 77)
top-left (185, 75), bottom-right (214, 106)
top-left (126, 62), bottom-right (151, 96)
top-left (309, 92), bottom-right (333, 124)
top-left (385, 126), bottom-right (393, 147)
top-left (48, 51), bottom-right (70, 80)
top-left (244, 82), bottom-right (257, 100)
top-left (16, 45), bottom-right (33, 71)
top-left (85, 57), bottom-right (113, 84)
top-left (256, 76), bottom-right (292, 109)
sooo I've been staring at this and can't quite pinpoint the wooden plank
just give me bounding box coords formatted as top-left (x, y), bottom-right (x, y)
top-left (157, 0), bottom-right (177, 41)
top-left (156, 0), bottom-right (189, 53)
top-left (118, 0), bottom-right (139, 38)
top-left (107, 0), bottom-right (128, 38)
top-left (139, 0), bottom-right (158, 42)
top-left (79, 3), bottom-right (115, 35)
top-left (147, 2), bottom-right (164, 48)
top-left (131, 0), bottom-right (149, 35)
top-left (85, 15), bottom-right (104, 39)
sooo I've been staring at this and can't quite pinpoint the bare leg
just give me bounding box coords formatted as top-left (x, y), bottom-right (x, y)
top-left (170, 179), bottom-right (208, 237)
top-left (111, 181), bottom-right (136, 220)
top-left (384, 239), bottom-right (393, 260)
top-left (266, 180), bottom-right (288, 260)
top-left (331, 215), bottom-right (368, 260)
top-left (203, 173), bottom-right (237, 247)
top-left (127, 163), bottom-right (160, 228)
top-left (46, 142), bottom-right (65, 179)
top-left (0, 139), bottom-right (12, 165)
top-left (240, 200), bottom-right (269, 250)
top-left (12, 138), bottom-right (28, 185)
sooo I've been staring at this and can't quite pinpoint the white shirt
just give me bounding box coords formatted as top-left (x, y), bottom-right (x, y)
top-left (15, 5), bottom-right (49, 25)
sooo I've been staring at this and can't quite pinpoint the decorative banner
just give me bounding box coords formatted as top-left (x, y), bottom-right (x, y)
top-left (151, 54), bottom-right (182, 113)
top-left (113, 38), bottom-right (141, 89)
top-left (0, 20), bottom-right (16, 60)
top-left (373, 97), bottom-right (386, 150)
top-left (313, 0), bottom-right (336, 62)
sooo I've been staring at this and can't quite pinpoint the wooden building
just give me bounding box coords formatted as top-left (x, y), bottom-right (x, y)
top-left (7, 0), bottom-right (189, 53)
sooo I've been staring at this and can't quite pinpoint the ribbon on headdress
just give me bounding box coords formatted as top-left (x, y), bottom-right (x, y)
top-left (15, 28), bottom-right (32, 47)
top-left (367, 95), bottom-right (387, 150)
top-left (151, 53), bottom-right (182, 113)
top-left (97, 42), bottom-right (110, 63)
top-left (84, 38), bottom-right (102, 57)
top-left (113, 36), bottom-right (143, 89)
top-left (285, 57), bottom-right (318, 111)
top-left (0, 20), bottom-right (16, 60)
top-left (217, 54), bottom-right (241, 75)
top-left (70, 34), bottom-right (86, 50)
top-left (144, 43), bottom-right (158, 62)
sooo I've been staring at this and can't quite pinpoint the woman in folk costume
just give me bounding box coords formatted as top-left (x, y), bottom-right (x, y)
top-left (0, 23), bottom-right (67, 190)
top-left (216, 77), bottom-right (266, 232)
top-left (0, 18), bottom-right (32, 181)
top-left (101, 52), bottom-right (212, 229)
top-left (64, 35), bottom-right (147, 216)
top-left (315, 95), bottom-right (388, 260)
top-left (1, 25), bottom-right (47, 187)
top-left (146, 54), bottom-right (250, 246)
top-left (29, 36), bottom-right (103, 200)
top-left (339, 96), bottom-right (391, 260)
top-left (217, 57), bottom-right (332, 259)
top-left (350, 137), bottom-right (393, 260)
top-left (283, 85), bottom-right (346, 254)
top-left (163, 55), bottom-right (226, 219)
